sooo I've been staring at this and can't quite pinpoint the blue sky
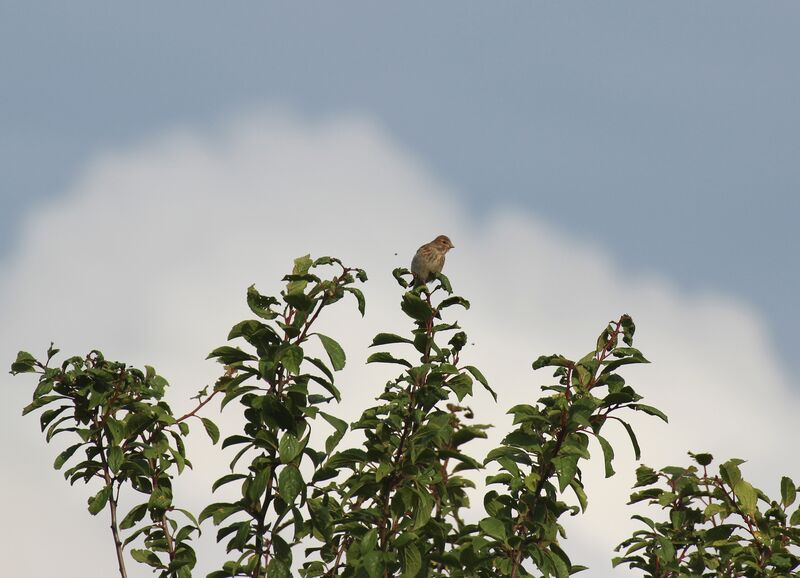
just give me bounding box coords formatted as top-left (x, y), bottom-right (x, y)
top-left (1, 3), bottom-right (799, 577)
top-left (3, 1), bottom-right (798, 372)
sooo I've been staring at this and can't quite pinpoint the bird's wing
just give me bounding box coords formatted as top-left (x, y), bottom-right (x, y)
top-left (411, 251), bottom-right (424, 275)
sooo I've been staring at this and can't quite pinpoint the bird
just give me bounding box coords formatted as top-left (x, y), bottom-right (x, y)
top-left (411, 235), bottom-right (454, 286)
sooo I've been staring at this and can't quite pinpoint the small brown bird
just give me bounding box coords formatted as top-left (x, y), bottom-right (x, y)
top-left (411, 235), bottom-right (454, 286)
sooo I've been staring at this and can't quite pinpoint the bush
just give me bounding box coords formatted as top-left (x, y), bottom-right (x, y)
top-left (11, 255), bottom-right (798, 577)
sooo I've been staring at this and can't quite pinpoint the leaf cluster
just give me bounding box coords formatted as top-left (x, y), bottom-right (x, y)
top-left (615, 453), bottom-right (800, 577)
top-left (11, 346), bottom-right (199, 577)
top-left (200, 255), bottom-right (367, 578)
top-left (450, 315), bottom-right (664, 577)
top-left (297, 270), bottom-right (495, 578)
top-left (11, 256), bottom-right (679, 578)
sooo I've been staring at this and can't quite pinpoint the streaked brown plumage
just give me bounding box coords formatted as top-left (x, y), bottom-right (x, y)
top-left (411, 235), bottom-right (454, 286)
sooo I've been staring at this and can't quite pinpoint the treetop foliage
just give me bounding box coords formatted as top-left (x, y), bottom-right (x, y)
top-left (10, 254), bottom-right (800, 577)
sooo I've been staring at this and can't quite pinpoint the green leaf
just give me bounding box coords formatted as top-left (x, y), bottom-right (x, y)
top-left (362, 528), bottom-right (379, 552)
top-left (479, 517), bottom-right (507, 543)
top-left (395, 532), bottom-right (419, 549)
top-left (291, 254), bottom-right (313, 276)
top-left (464, 365), bottom-right (497, 401)
top-left (46, 343), bottom-right (60, 358)
top-left (221, 434), bottom-right (252, 450)
top-left (201, 417), bottom-right (220, 445)
top-left (532, 354), bottom-right (572, 370)
top-left (107, 446), bottom-right (124, 474)
top-left (448, 331), bottom-right (467, 351)
top-left (596, 434), bottom-right (615, 477)
top-left (33, 378), bottom-right (55, 399)
top-left (278, 344), bottom-right (304, 375)
top-left (689, 451), bottom-right (714, 467)
top-left (370, 333), bottom-right (413, 346)
top-left (22, 395), bottom-right (63, 416)
top-left (620, 314), bottom-right (636, 346)
top-left (703, 523), bottom-right (736, 542)
top-left (631, 514), bottom-right (657, 530)
top-left (227, 319), bottom-right (278, 343)
top-left (148, 487), bottom-right (172, 510)
top-left (206, 346), bottom-right (255, 364)
top-left (120, 503), bottom-right (148, 530)
top-left (267, 558), bottom-right (291, 578)
top-left (198, 502), bottom-right (239, 525)
top-left (284, 272), bottom-right (319, 300)
top-left (261, 394), bottom-right (295, 430)
top-left (781, 476), bottom-right (796, 508)
top-left (733, 479), bottom-right (757, 516)
top-left (363, 551), bottom-right (383, 578)
top-left (392, 267), bottom-right (410, 288)
top-left (247, 467), bottom-right (270, 503)
top-left (546, 546), bottom-right (570, 578)
top-left (401, 544), bottom-right (422, 578)
top-left (366, 352), bottom-right (411, 368)
top-left (560, 434), bottom-right (591, 459)
top-left (602, 351), bottom-right (650, 372)
top-left (319, 411), bottom-right (347, 435)
top-left (317, 334), bottom-right (346, 371)
top-left (11, 351), bottom-right (37, 374)
top-left (279, 433), bottom-right (303, 463)
top-left (131, 549), bottom-right (163, 568)
top-left (553, 454), bottom-right (579, 491)
top-left (375, 462), bottom-right (393, 482)
top-left (212, 473), bottom-right (248, 493)
top-left (226, 319), bottom-right (258, 341)
top-left (569, 479), bottom-right (588, 513)
top-left (435, 272), bottom-right (453, 293)
top-left (401, 292), bottom-right (433, 321)
top-left (285, 256), bottom-right (314, 295)
top-left (631, 404), bottom-right (668, 423)
top-left (247, 285), bottom-right (279, 319)
top-left (278, 465), bottom-right (304, 504)
top-left (306, 356), bottom-right (334, 383)
top-left (447, 373), bottom-right (473, 401)
top-left (105, 419), bottom-right (124, 445)
top-left (438, 296), bottom-right (470, 310)
top-left (284, 273), bottom-right (321, 284)
top-left (618, 420), bottom-right (641, 460)
top-left (320, 412), bottom-right (347, 453)
top-left (634, 465), bottom-right (659, 487)
top-left (655, 536), bottom-right (676, 562)
top-left (88, 485), bottom-right (111, 515)
top-left (284, 291), bottom-right (314, 311)
top-left (54, 443), bottom-right (83, 470)
top-left (410, 491), bottom-right (433, 531)
top-left (720, 460), bottom-right (743, 486)
top-left (703, 503), bottom-right (726, 521)
top-left (345, 287), bottom-right (366, 316)
top-left (313, 256), bottom-right (336, 267)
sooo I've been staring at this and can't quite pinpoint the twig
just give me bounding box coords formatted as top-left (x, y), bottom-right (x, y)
top-left (175, 390), bottom-right (220, 423)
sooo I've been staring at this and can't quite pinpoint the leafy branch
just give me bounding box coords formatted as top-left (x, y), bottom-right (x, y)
top-left (615, 453), bottom-right (800, 577)
top-left (20, 253), bottom-right (786, 578)
top-left (200, 255), bottom-right (367, 578)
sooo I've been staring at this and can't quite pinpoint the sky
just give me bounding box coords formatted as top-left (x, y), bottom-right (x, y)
top-left (1, 3), bottom-right (798, 577)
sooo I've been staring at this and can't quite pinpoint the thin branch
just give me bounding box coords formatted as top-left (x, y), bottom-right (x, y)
top-left (175, 389), bottom-right (220, 423)
top-left (91, 403), bottom-right (129, 578)
top-left (108, 486), bottom-right (129, 578)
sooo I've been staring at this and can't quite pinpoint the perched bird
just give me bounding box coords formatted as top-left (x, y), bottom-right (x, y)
top-left (411, 235), bottom-right (454, 286)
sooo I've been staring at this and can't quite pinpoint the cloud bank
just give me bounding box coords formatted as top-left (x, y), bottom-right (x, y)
top-left (1, 111), bottom-right (796, 577)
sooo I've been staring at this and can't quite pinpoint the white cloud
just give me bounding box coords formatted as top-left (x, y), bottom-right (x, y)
top-left (1, 110), bottom-right (796, 577)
